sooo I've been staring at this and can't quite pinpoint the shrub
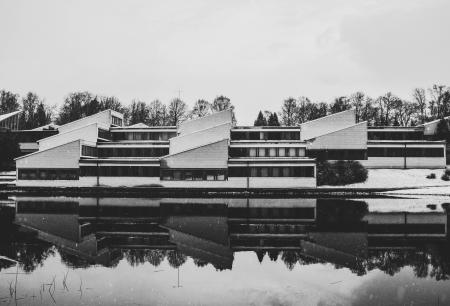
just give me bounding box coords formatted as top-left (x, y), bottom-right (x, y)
top-left (442, 173), bottom-right (450, 181)
top-left (426, 173), bottom-right (436, 179)
top-left (445, 168), bottom-right (450, 176)
top-left (317, 160), bottom-right (368, 186)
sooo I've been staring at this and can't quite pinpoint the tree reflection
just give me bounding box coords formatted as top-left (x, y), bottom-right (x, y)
top-left (166, 250), bottom-right (187, 268)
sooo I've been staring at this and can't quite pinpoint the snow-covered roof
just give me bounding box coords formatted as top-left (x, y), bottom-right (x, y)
top-left (0, 110), bottom-right (21, 122)
top-left (31, 123), bottom-right (59, 131)
top-left (127, 122), bottom-right (149, 128)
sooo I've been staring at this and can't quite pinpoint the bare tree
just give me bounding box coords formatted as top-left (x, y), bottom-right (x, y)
top-left (428, 84), bottom-right (449, 119)
top-left (412, 88), bottom-right (427, 123)
top-left (167, 98), bottom-right (188, 126)
top-left (148, 99), bottom-right (168, 126)
top-left (190, 99), bottom-right (211, 119)
top-left (280, 97), bottom-right (297, 126)
top-left (211, 95), bottom-right (236, 124)
top-left (349, 92), bottom-right (365, 122)
top-left (128, 99), bottom-right (149, 125)
top-left (0, 90), bottom-right (20, 114)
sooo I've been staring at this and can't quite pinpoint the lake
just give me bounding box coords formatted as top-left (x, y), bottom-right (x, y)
top-left (0, 196), bottom-right (449, 305)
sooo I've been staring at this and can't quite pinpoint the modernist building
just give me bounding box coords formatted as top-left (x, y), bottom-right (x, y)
top-left (0, 110), bottom-right (21, 130)
top-left (14, 108), bottom-right (447, 188)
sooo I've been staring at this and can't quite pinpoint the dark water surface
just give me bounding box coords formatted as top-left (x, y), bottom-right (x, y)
top-left (0, 196), bottom-right (450, 305)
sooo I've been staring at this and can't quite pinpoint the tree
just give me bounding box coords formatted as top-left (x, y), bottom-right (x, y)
top-left (128, 100), bottom-right (149, 125)
top-left (268, 112), bottom-right (280, 126)
top-left (280, 97), bottom-right (297, 126)
top-left (349, 92), bottom-right (365, 122)
top-left (57, 91), bottom-right (93, 124)
top-left (100, 96), bottom-right (128, 123)
top-left (0, 90), bottom-right (20, 114)
top-left (436, 119), bottom-right (449, 141)
top-left (412, 88), bottom-right (427, 124)
top-left (330, 96), bottom-right (351, 114)
top-left (148, 100), bottom-right (168, 126)
top-left (212, 95), bottom-right (236, 124)
top-left (19, 92), bottom-right (52, 129)
top-left (190, 99), bottom-right (211, 119)
top-left (254, 111), bottom-right (267, 126)
top-left (296, 96), bottom-right (311, 123)
top-left (167, 98), bottom-right (188, 126)
top-left (376, 92), bottom-right (400, 126)
top-left (83, 96), bottom-right (101, 116)
top-left (428, 84), bottom-right (449, 119)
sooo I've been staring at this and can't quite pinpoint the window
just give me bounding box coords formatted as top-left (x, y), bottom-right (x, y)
top-left (112, 116), bottom-right (123, 126)
top-left (82, 145), bottom-right (97, 157)
top-left (18, 169), bottom-right (79, 180)
top-left (160, 169), bottom-right (227, 181)
top-left (228, 166), bottom-right (314, 177)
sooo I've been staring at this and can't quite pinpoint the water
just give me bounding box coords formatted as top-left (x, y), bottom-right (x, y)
top-left (0, 196), bottom-right (450, 305)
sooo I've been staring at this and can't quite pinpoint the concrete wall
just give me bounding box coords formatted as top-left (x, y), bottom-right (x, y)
top-left (16, 140), bottom-right (81, 169)
top-left (360, 157), bottom-right (446, 169)
top-left (57, 110), bottom-right (118, 134)
top-left (169, 123), bottom-right (231, 155)
top-left (179, 110), bottom-right (232, 135)
top-left (39, 123), bottom-right (98, 151)
top-left (308, 122), bottom-right (367, 150)
top-left (22, 176), bottom-right (316, 188)
top-left (162, 139), bottom-right (228, 169)
top-left (300, 109), bottom-right (356, 141)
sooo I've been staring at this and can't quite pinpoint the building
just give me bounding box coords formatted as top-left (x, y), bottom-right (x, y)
top-left (0, 110), bottom-right (21, 130)
top-left (14, 108), bottom-right (447, 188)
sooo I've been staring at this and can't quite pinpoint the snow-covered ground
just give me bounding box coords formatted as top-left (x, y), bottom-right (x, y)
top-left (319, 168), bottom-right (450, 189)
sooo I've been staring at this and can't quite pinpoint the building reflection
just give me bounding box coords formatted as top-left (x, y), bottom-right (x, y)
top-left (3, 197), bottom-right (450, 278)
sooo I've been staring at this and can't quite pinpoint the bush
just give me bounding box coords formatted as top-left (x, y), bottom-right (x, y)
top-left (426, 173), bottom-right (436, 179)
top-left (442, 174), bottom-right (450, 181)
top-left (445, 168), bottom-right (450, 176)
top-left (317, 160), bottom-right (368, 186)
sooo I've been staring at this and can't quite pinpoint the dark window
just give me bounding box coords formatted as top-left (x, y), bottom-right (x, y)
top-left (82, 145), bottom-right (98, 157)
top-left (160, 169), bottom-right (227, 181)
top-left (112, 116), bottom-right (123, 126)
top-left (18, 168), bottom-right (79, 180)
top-left (228, 166), bottom-right (314, 177)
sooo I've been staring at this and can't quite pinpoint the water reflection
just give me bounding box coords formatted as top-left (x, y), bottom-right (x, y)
top-left (1, 196), bottom-right (449, 281)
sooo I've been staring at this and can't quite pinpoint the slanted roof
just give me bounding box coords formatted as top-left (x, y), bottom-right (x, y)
top-left (420, 115), bottom-right (450, 127)
top-left (31, 123), bottom-right (59, 131)
top-left (0, 110), bottom-right (21, 122)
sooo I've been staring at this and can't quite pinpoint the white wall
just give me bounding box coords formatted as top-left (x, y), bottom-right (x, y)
top-left (179, 110), bottom-right (232, 135)
top-left (162, 139), bottom-right (228, 168)
top-left (39, 123), bottom-right (98, 151)
top-left (300, 109), bottom-right (356, 141)
top-left (308, 122), bottom-right (367, 150)
top-left (169, 123), bottom-right (231, 155)
top-left (16, 140), bottom-right (81, 169)
top-left (57, 110), bottom-right (116, 134)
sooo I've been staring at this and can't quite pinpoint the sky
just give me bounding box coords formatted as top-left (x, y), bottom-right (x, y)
top-left (1, 0), bottom-right (450, 124)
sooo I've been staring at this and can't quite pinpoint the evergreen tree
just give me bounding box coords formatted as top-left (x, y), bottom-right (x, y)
top-left (254, 111), bottom-right (267, 126)
top-left (268, 112), bottom-right (280, 126)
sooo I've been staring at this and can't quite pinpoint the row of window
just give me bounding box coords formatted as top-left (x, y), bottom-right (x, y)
top-left (161, 169), bottom-right (227, 181)
top-left (231, 131), bottom-right (300, 141)
top-left (98, 147), bottom-right (169, 157)
top-left (368, 147), bottom-right (445, 157)
top-left (18, 168), bottom-right (79, 180)
top-left (112, 132), bottom-right (177, 141)
top-left (98, 129), bottom-right (112, 140)
top-left (228, 166), bottom-right (315, 177)
top-left (368, 131), bottom-right (424, 141)
top-left (229, 147), bottom-right (305, 158)
top-left (307, 149), bottom-right (367, 160)
top-left (80, 166), bottom-right (160, 177)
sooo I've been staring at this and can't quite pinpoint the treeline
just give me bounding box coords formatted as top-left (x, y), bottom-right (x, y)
top-left (0, 89), bottom-right (236, 128)
top-left (1, 84), bottom-right (450, 128)
top-left (258, 85), bottom-right (450, 127)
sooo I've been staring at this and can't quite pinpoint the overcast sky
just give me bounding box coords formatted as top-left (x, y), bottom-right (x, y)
top-left (1, 0), bottom-right (449, 124)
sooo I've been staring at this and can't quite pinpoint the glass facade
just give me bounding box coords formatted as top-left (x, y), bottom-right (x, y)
top-left (160, 169), bottom-right (227, 181)
top-left (81, 145), bottom-right (98, 157)
top-left (368, 131), bottom-right (424, 141)
top-left (98, 147), bottom-right (169, 157)
top-left (307, 149), bottom-right (367, 160)
top-left (112, 131), bottom-right (177, 141)
top-left (231, 131), bottom-right (300, 141)
top-left (368, 147), bottom-right (444, 157)
top-left (229, 147), bottom-right (305, 158)
top-left (111, 116), bottom-right (123, 126)
top-left (80, 166), bottom-right (160, 177)
top-left (228, 166), bottom-right (314, 177)
top-left (18, 168), bottom-right (79, 180)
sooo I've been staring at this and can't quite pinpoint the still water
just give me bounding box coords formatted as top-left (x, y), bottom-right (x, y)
top-left (0, 196), bottom-right (450, 305)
